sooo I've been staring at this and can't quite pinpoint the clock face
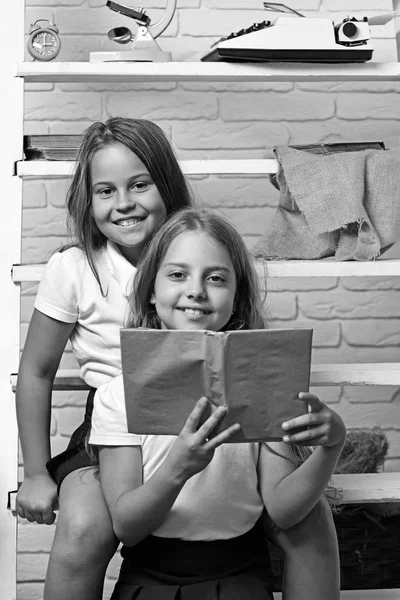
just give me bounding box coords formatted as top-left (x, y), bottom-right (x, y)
top-left (28, 28), bottom-right (61, 61)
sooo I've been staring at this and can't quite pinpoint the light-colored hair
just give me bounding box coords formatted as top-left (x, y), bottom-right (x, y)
top-left (64, 117), bottom-right (193, 288)
top-left (128, 207), bottom-right (266, 331)
top-left (127, 209), bottom-right (330, 504)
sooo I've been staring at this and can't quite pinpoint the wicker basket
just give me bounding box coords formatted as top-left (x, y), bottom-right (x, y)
top-left (334, 506), bottom-right (400, 589)
top-left (267, 429), bottom-right (400, 591)
top-left (268, 508), bottom-right (400, 590)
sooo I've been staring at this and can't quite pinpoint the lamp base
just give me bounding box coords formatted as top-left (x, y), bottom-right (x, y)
top-left (90, 48), bottom-right (172, 62)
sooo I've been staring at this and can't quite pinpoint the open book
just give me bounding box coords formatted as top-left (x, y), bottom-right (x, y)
top-left (120, 328), bottom-right (313, 442)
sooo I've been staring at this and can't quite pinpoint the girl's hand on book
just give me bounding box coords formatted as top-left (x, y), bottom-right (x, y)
top-left (166, 397), bottom-right (241, 481)
top-left (281, 392), bottom-right (346, 449)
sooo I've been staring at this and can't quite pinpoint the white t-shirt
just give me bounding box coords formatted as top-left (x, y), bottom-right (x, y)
top-left (90, 374), bottom-right (264, 541)
top-left (34, 241), bottom-right (136, 388)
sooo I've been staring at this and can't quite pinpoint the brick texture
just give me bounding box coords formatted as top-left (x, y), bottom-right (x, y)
top-left (17, 1), bottom-right (400, 597)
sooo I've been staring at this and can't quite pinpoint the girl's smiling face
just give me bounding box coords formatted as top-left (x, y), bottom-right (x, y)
top-left (90, 143), bottom-right (167, 265)
top-left (151, 231), bottom-right (237, 331)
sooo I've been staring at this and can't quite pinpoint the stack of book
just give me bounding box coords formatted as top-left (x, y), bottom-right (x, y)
top-left (23, 135), bottom-right (83, 160)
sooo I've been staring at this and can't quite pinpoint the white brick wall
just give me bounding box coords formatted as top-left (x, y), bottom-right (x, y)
top-left (18, 0), bottom-right (400, 597)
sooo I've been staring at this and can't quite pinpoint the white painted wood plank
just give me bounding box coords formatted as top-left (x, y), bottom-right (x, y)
top-left (10, 370), bottom-right (87, 391)
top-left (12, 259), bottom-right (400, 282)
top-left (332, 473), bottom-right (400, 504)
top-left (181, 159), bottom-right (277, 174)
top-left (254, 260), bottom-right (400, 278)
top-left (12, 264), bottom-right (45, 281)
top-left (9, 363), bottom-right (400, 391)
top-left (17, 160), bottom-right (76, 177)
top-left (7, 472), bottom-right (400, 507)
top-left (17, 158), bottom-right (278, 177)
top-left (310, 363), bottom-right (400, 386)
top-left (16, 61), bottom-right (400, 83)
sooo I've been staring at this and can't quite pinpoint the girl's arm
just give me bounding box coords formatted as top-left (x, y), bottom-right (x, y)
top-left (16, 309), bottom-right (75, 525)
top-left (258, 393), bottom-right (346, 530)
top-left (99, 397), bottom-right (241, 547)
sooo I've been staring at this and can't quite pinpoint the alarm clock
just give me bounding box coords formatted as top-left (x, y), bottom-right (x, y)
top-left (27, 20), bottom-right (61, 62)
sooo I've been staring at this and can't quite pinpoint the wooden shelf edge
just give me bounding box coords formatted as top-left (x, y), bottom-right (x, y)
top-left (10, 370), bottom-right (87, 391)
top-left (12, 259), bottom-right (400, 282)
top-left (8, 473), bottom-right (400, 511)
top-left (311, 363), bottom-right (400, 386)
top-left (16, 158), bottom-right (278, 177)
top-left (332, 472), bottom-right (400, 504)
top-left (15, 61), bottom-right (400, 82)
top-left (254, 259), bottom-right (400, 278)
top-left (10, 363), bottom-right (400, 391)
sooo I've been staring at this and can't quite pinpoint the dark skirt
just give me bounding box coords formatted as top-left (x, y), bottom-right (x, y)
top-left (46, 387), bottom-right (98, 491)
top-left (111, 525), bottom-right (275, 600)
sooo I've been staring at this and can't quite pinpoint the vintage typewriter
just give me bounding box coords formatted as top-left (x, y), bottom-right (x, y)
top-left (201, 2), bottom-right (394, 63)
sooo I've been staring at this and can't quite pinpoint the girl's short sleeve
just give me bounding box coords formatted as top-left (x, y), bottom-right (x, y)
top-left (90, 374), bottom-right (141, 446)
top-left (34, 249), bottom-right (81, 323)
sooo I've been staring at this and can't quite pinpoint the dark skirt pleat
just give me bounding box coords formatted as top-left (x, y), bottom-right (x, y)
top-left (111, 526), bottom-right (275, 600)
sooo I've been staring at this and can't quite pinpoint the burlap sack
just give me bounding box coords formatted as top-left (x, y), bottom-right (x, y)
top-left (253, 142), bottom-right (400, 261)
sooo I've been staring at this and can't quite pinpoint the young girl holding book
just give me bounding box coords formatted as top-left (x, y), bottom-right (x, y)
top-left (90, 207), bottom-right (346, 599)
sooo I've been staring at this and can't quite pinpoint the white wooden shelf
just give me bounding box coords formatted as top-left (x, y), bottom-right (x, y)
top-left (332, 472), bottom-right (400, 505)
top-left (311, 363), bottom-right (400, 386)
top-left (7, 473), bottom-right (400, 511)
top-left (254, 260), bottom-right (400, 278)
top-left (16, 61), bottom-right (400, 83)
top-left (11, 370), bottom-right (87, 391)
top-left (10, 363), bottom-right (400, 391)
top-left (12, 260), bottom-right (400, 282)
top-left (16, 158), bottom-right (278, 177)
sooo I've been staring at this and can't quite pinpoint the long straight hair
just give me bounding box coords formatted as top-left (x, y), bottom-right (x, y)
top-left (65, 117), bottom-right (193, 289)
top-left (128, 207), bottom-right (266, 331)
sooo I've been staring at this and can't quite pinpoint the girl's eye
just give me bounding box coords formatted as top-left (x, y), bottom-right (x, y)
top-left (131, 181), bottom-right (149, 192)
top-left (208, 274), bottom-right (225, 284)
top-left (97, 188), bottom-right (114, 198)
top-left (169, 271), bottom-right (185, 280)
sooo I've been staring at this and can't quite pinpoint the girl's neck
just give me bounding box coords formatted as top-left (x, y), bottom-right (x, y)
top-left (115, 243), bottom-right (142, 266)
